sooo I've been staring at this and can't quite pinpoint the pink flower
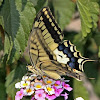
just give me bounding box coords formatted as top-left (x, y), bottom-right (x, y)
top-left (62, 82), bottom-right (72, 91)
top-left (55, 80), bottom-right (61, 85)
top-left (15, 96), bottom-right (20, 100)
top-left (46, 94), bottom-right (56, 100)
top-left (35, 89), bottom-right (46, 100)
top-left (15, 89), bottom-right (24, 100)
top-left (54, 87), bottom-right (64, 97)
top-left (53, 80), bottom-right (62, 89)
top-left (61, 92), bottom-right (68, 100)
top-left (31, 96), bottom-right (34, 100)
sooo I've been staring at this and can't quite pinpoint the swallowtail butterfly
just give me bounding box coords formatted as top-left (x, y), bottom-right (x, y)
top-left (27, 7), bottom-right (90, 81)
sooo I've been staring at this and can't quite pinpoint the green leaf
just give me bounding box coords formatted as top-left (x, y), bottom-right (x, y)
top-left (98, 46), bottom-right (100, 58)
top-left (91, 0), bottom-right (100, 2)
top-left (0, 26), bottom-right (4, 51)
top-left (29, 0), bottom-right (38, 6)
top-left (0, 16), bottom-right (4, 28)
top-left (5, 64), bottom-right (27, 99)
top-left (0, 0), bottom-right (3, 6)
top-left (93, 75), bottom-right (100, 98)
top-left (33, 0), bottom-right (48, 13)
top-left (94, 33), bottom-right (100, 46)
top-left (0, 0), bottom-right (36, 64)
top-left (89, 2), bottom-right (99, 29)
top-left (77, 0), bottom-right (99, 37)
top-left (52, 0), bottom-right (75, 30)
top-left (73, 33), bottom-right (85, 55)
top-left (0, 82), bottom-right (6, 100)
top-left (87, 38), bottom-right (98, 53)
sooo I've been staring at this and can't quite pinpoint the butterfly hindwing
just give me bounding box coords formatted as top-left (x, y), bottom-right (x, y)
top-left (53, 40), bottom-right (89, 72)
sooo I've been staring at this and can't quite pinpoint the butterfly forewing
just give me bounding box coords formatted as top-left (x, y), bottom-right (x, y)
top-left (29, 7), bottom-right (64, 65)
top-left (34, 7), bottom-right (64, 50)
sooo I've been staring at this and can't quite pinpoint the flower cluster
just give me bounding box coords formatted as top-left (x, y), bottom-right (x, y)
top-left (15, 74), bottom-right (72, 100)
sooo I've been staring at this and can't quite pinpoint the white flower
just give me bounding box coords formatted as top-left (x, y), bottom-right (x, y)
top-left (21, 81), bottom-right (30, 88)
top-left (23, 86), bottom-right (34, 96)
top-left (15, 82), bottom-right (21, 88)
top-left (44, 85), bottom-right (55, 95)
top-left (22, 75), bottom-right (34, 81)
top-left (44, 78), bottom-right (56, 85)
top-left (15, 81), bottom-right (30, 88)
top-left (34, 82), bottom-right (44, 90)
top-left (75, 97), bottom-right (84, 100)
top-left (22, 74), bottom-right (38, 81)
top-left (22, 76), bottom-right (29, 81)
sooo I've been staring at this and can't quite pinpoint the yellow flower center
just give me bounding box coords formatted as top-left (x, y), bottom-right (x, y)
top-left (26, 89), bottom-right (32, 93)
top-left (36, 85), bottom-right (42, 88)
top-left (23, 83), bottom-right (28, 86)
top-left (47, 80), bottom-right (52, 84)
top-left (47, 87), bottom-right (52, 91)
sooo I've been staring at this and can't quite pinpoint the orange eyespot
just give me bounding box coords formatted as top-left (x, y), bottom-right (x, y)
top-left (73, 69), bottom-right (76, 72)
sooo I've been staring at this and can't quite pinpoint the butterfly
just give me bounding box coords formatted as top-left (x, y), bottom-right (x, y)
top-left (27, 7), bottom-right (90, 81)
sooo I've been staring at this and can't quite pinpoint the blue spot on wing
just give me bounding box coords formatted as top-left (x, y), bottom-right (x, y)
top-left (71, 57), bottom-right (77, 62)
top-left (58, 44), bottom-right (65, 51)
top-left (57, 42), bottom-right (79, 70)
top-left (63, 48), bottom-right (69, 54)
top-left (67, 53), bottom-right (73, 57)
top-left (68, 62), bottom-right (75, 68)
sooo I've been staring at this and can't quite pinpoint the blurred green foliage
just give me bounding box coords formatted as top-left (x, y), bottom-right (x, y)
top-left (0, 0), bottom-right (100, 100)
